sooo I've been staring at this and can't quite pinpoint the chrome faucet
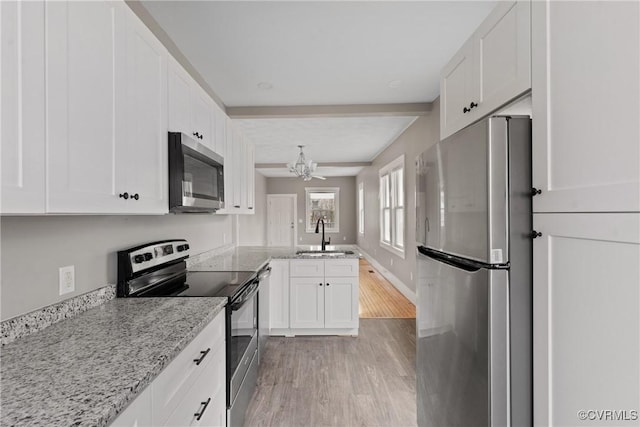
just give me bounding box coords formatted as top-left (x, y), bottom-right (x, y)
top-left (315, 217), bottom-right (331, 251)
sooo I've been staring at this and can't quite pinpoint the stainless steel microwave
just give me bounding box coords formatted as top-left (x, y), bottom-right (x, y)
top-left (168, 132), bottom-right (224, 213)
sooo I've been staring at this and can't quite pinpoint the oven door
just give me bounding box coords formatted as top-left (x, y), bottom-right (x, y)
top-left (169, 132), bottom-right (225, 212)
top-left (228, 279), bottom-right (259, 409)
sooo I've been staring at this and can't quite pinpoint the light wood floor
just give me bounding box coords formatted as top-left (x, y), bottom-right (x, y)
top-left (244, 319), bottom-right (417, 427)
top-left (359, 259), bottom-right (416, 319)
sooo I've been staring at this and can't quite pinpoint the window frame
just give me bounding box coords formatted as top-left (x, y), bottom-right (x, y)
top-left (358, 182), bottom-right (365, 235)
top-left (379, 155), bottom-right (405, 258)
top-left (305, 187), bottom-right (340, 233)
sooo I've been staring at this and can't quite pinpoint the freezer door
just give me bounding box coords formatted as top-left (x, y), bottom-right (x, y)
top-left (417, 250), bottom-right (509, 427)
top-left (416, 117), bottom-right (511, 264)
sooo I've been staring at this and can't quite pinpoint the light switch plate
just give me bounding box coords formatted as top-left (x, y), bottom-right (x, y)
top-left (59, 265), bottom-right (75, 295)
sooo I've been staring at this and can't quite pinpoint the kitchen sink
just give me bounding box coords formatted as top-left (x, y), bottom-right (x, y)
top-left (295, 250), bottom-right (355, 257)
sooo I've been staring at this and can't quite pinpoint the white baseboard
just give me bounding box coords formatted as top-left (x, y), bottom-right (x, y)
top-left (355, 246), bottom-right (417, 304)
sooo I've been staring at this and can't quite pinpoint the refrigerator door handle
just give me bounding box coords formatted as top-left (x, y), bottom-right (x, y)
top-left (417, 246), bottom-right (507, 271)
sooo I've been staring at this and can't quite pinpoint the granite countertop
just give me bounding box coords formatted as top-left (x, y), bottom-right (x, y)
top-left (0, 297), bottom-right (227, 427)
top-left (189, 245), bottom-right (361, 272)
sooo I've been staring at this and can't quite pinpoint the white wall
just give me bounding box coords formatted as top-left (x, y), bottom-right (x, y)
top-left (238, 171), bottom-right (268, 245)
top-left (0, 214), bottom-right (233, 320)
top-left (356, 99), bottom-right (440, 293)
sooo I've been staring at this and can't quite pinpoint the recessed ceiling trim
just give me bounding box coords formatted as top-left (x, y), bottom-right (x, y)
top-left (256, 161), bottom-right (372, 169)
top-left (227, 103), bottom-right (432, 119)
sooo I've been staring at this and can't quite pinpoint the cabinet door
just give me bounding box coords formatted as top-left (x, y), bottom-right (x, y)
top-left (531, 1), bottom-right (640, 212)
top-left (533, 213), bottom-right (639, 426)
top-left (212, 103), bottom-right (227, 158)
top-left (231, 123), bottom-right (244, 210)
top-left (46, 1), bottom-right (127, 213)
top-left (1, 1), bottom-right (46, 214)
top-left (269, 260), bottom-right (290, 330)
top-left (191, 85), bottom-right (214, 150)
top-left (290, 277), bottom-right (325, 329)
top-left (122, 9), bottom-right (168, 214)
top-left (440, 39), bottom-right (476, 139)
top-left (245, 142), bottom-right (255, 212)
top-left (110, 385), bottom-right (152, 427)
top-left (324, 277), bottom-right (359, 329)
top-left (167, 57), bottom-right (192, 134)
top-left (474, 1), bottom-right (530, 120)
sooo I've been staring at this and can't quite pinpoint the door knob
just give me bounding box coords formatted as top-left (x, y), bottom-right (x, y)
top-left (531, 187), bottom-right (542, 196)
top-left (530, 230), bottom-right (542, 239)
top-left (119, 192), bottom-right (129, 200)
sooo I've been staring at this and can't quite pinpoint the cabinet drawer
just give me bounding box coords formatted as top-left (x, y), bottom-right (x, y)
top-left (152, 312), bottom-right (225, 425)
top-left (163, 344), bottom-right (226, 427)
top-left (324, 259), bottom-right (359, 277)
top-left (290, 260), bottom-right (325, 277)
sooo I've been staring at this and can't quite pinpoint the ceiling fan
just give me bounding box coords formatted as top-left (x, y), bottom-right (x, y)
top-left (287, 145), bottom-right (326, 181)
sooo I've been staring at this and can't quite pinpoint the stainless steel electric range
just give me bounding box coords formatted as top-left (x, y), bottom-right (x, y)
top-left (117, 240), bottom-right (269, 427)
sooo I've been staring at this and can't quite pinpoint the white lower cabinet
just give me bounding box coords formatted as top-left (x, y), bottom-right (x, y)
top-left (533, 213), bottom-right (639, 426)
top-left (288, 259), bottom-right (359, 334)
top-left (110, 311), bottom-right (226, 427)
top-left (268, 260), bottom-right (290, 331)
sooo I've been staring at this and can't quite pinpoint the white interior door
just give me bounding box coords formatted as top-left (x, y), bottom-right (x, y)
top-left (267, 194), bottom-right (297, 247)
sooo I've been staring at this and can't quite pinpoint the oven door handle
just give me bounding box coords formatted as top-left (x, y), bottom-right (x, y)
top-left (257, 266), bottom-right (271, 281)
top-left (230, 280), bottom-right (259, 311)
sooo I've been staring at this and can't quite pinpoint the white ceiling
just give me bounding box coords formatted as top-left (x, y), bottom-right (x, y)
top-left (237, 116), bottom-right (417, 164)
top-left (142, 1), bottom-right (496, 107)
top-left (142, 1), bottom-right (496, 175)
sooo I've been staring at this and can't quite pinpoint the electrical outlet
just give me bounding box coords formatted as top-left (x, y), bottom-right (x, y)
top-left (343, 236), bottom-right (346, 241)
top-left (59, 265), bottom-right (75, 295)
top-left (410, 272), bottom-right (414, 281)
top-left (390, 258), bottom-right (394, 266)
top-left (299, 237), bottom-right (302, 241)
top-left (223, 233), bottom-right (227, 244)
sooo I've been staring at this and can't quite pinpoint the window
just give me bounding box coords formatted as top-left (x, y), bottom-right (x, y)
top-left (305, 187), bottom-right (340, 233)
top-left (358, 182), bottom-right (364, 235)
top-left (379, 155), bottom-right (405, 257)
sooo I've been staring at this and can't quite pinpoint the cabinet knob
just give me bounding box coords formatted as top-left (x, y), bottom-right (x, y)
top-left (132, 193), bottom-right (139, 201)
top-left (529, 230), bottom-right (542, 239)
top-left (234, 205), bottom-right (240, 208)
top-left (326, 283), bottom-right (330, 286)
top-left (469, 101), bottom-right (478, 109)
top-left (319, 283), bottom-right (323, 286)
top-left (531, 187), bottom-right (542, 196)
top-left (119, 192), bottom-right (129, 200)
top-left (463, 106), bottom-right (470, 114)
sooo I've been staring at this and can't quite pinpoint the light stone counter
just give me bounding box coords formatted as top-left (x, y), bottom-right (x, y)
top-left (189, 245), bottom-right (361, 272)
top-left (0, 297), bottom-right (227, 427)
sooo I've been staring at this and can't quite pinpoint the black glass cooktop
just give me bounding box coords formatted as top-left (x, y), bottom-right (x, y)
top-left (136, 270), bottom-right (256, 298)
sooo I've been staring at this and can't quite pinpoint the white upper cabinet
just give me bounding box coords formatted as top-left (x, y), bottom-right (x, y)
top-left (218, 120), bottom-right (254, 214)
top-left (46, 1), bottom-right (168, 214)
top-left (191, 85), bottom-right (214, 150)
top-left (1, 1), bottom-right (46, 214)
top-left (122, 8), bottom-right (168, 214)
top-left (167, 57), bottom-right (192, 136)
top-left (440, 39), bottom-right (477, 140)
top-left (440, 0), bottom-right (531, 139)
top-left (167, 57), bottom-right (221, 154)
top-left (531, 1), bottom-right (640, 212)
top-left (45, 1), bottom-right (128, 213)
top-left (212, 102), bottom-right (227, 159)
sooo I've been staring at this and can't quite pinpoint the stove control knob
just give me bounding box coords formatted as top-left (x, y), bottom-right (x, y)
top-left (133, 254), bottom-right (145, 264)
top-left (144, 252), bottom-right (153, 261)
top-left (177, 244), bottom-right (190, 252)
top-left (184, 244), bottom-right (190, 250)
top-left (163, 245), bottom-right (174, 255)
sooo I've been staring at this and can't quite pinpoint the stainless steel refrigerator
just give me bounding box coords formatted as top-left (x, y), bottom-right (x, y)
top-left (416, 116), bottom-right (532, 427)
